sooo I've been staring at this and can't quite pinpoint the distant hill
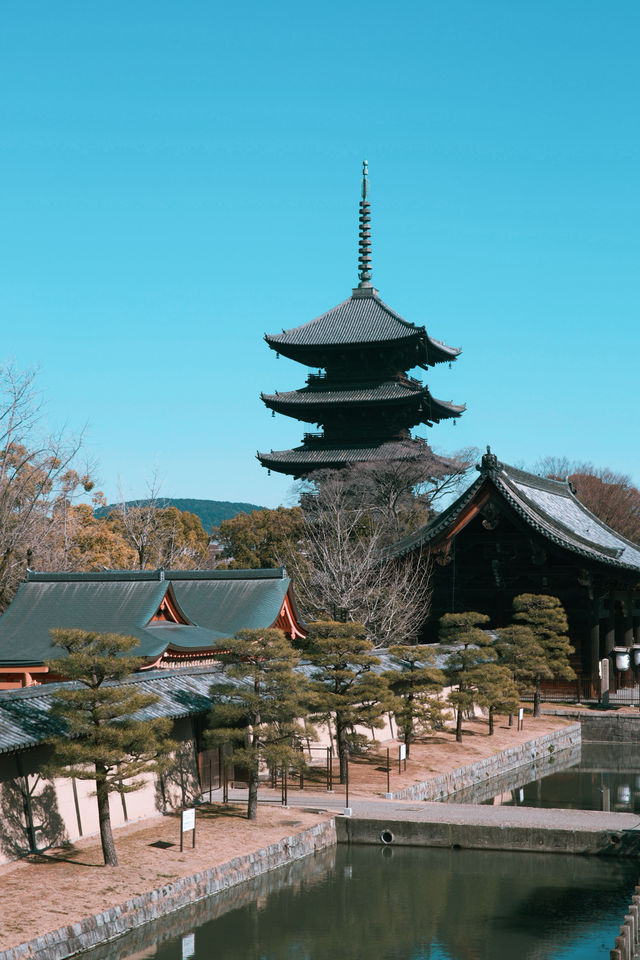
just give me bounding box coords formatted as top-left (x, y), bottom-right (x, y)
top-left (95, 498), bottom-right (264, 532)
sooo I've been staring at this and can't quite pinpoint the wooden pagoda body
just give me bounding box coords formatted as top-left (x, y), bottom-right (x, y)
top-left (393, 449), bottom-right (640, 699)
top-left (258, 163), bottom-right (464, 477)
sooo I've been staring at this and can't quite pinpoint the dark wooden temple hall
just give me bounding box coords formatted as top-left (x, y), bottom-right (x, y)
top-left (258, 162), bottom-right (465, 477)
top-left (393, 448), bottom-right (640, 699)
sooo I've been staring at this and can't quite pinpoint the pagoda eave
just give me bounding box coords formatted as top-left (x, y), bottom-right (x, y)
top-left (257, 438), bottom-right (436, 478)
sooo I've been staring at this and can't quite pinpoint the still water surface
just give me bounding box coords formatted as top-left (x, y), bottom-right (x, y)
top-left (450, 741), bottom-right (640, 812)
top-left (80, 844), bottom-right (637, 960)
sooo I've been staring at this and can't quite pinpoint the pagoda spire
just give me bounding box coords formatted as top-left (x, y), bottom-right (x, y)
top-left (357, 159), bottom-right (372, 289)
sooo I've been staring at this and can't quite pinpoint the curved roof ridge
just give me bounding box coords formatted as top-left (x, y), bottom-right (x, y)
top-left (497, 472), bottom-right (625, 560)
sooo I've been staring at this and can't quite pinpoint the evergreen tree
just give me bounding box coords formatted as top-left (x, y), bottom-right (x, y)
top-left (511, 594), bottom-right (575, 716)
top-left (439, 612), bottom-right (494, 742)
top-left (469, 662), bottom-right (520, 735)
top-left (495, 623), bottom-right (553, 718)
top-left (307, 621), bottom-right (389, 783)
top-left (206, 628), bottom-right (308, 820)
top-left (46, 630), bottom-right (175, 866)
top-left (383, 645), bottom-right (445, 756)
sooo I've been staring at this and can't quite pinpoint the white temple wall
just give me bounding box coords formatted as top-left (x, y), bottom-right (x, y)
top-left (0, 717), bottom-right (200, 865)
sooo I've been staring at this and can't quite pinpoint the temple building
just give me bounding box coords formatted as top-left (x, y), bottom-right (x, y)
top-left (258, 162), bottom-right (465, 477)
top-left (393, 448), bottom-right (640, 699)
top-left (0, 567), bottom-right (304, 689)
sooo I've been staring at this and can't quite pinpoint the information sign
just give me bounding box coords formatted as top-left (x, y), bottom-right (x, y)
top-left (182, 808), bottom-right (195, 832)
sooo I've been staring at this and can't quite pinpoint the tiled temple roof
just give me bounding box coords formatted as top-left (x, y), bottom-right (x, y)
top-left (0, 569), bottom-right (297, 667)
top-left (0, 667), bottom-right (240, 754)
top-left (257, 438), bottom-right (441, 476)
top-left (261, 379), bottom-right (465, 422)
top-left (392, 449), bottom-right (640, 571)
top-left (265, 291), bottom-right (460, 366)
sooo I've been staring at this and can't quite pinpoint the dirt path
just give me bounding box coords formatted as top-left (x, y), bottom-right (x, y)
top-left (0, 714), bottom-right (569, 952)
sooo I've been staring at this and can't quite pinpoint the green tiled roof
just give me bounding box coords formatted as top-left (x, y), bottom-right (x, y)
top-left (0, 569), bottom-right (293, 666)
top-left (165, 571), bottom-right (290, 635)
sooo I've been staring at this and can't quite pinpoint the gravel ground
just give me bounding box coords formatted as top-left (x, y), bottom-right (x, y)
top-left (0, 714), bottom-right (572, 951)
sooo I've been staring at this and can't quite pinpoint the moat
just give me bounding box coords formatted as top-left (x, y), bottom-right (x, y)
top-left (79, 844), bottom-right (636, 960)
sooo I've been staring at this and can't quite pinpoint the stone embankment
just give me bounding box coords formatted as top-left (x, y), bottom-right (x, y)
top-left (386, 723), bottom-right (581, 801)
top-left (0, 820), bottom-right (336, 960)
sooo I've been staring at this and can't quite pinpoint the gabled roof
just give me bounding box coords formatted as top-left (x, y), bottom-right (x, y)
top-left (0, 568), bottom-right (301, 668)
top-left (265, 290), bottom-right (460, 366)
top-left (393, 448), bottom-right (640, 573)
top-left (164, 568), bottom-right (293, 636)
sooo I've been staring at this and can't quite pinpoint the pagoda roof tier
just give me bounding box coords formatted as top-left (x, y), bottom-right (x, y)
top-left (265, 289), bottom-right (460, 368)
top-left (257, 437), bottom-right (441, 477)
top-left (261, 380), bottom-right (465, 424)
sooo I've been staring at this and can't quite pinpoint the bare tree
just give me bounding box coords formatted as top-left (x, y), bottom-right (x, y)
top-left (282, 468), bottom-right (433, 648)
top-left (536, 456), bottom-right (640, 542)
top-left (0, 364), bottom-right (91, 608)
top-left (114, 475), bottom-right (208, 570)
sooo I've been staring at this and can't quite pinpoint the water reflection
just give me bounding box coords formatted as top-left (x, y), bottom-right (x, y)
top-left (79, 845), bottom-right (636, 960)
top-left (471, 742), bottom-right (640, 812)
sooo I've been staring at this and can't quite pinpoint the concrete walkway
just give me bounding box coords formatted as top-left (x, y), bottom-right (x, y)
top-left (335, 799), bottom-right (640, 856)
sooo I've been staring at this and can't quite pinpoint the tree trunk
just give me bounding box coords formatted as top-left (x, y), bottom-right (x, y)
top-left (488, 706), bottom-right (494, 736)
top-left (455, 706), bottom-right (463, 743)
top-left (247, 761), bottom-right (259, 820)
top-left (336, 717), bottom-right (348, 784)
top-left (533, 678), bottom-right (541, 718)
top-left (95, 764), bottom-right (118, 866)
top-left (406, 690), bottom-right (414, 758)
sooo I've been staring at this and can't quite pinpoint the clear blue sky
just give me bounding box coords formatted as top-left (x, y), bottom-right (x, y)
top-left (2, 2), bottom-right (639, 510)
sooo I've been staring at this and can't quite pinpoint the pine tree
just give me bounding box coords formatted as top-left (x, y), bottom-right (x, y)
top-left (469, 662), bottom-right (520, 735)
top-left (439, 611), bottom-right (494, 742)
top-left (46, 630), bottom-right (175, 866)
top-left (383, 645), bottom-right (445, 756)
top-left (206, 629), bottom-right (308, 820)
top-left (495, 623), bottom-right (553, 718)
top-left (511, 594), bottom-right (575, 716)
top-left (306, 621), bottom-right (389, 783)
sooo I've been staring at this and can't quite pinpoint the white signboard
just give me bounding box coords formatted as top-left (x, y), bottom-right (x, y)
top-left (182, 933), bottom-right (195, 959)
top-left (518, 708), bottom-right (524, 723)
top-left (399, 744), bottom-right (407, 761)
top-left (182, 808), bottom-right (196, 833)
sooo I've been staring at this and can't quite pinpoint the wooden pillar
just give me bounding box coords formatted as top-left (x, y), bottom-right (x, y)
top-left (604, 594), bottom-right (616, 657)
top-left (588, 611), bottom-right (600, 699)
top-left (623, 595), bottom-right (634, 648)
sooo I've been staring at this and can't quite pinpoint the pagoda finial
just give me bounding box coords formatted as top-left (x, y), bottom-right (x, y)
top-left (357, 159), bottom-right (372, 288)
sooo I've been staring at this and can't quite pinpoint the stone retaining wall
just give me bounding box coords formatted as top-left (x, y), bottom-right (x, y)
top-left (386, 723), bottom-right (581, 801)
top-left (0, 819), bottom-right (337, 960)
top-left (575, 714), bottom-right (640, 743)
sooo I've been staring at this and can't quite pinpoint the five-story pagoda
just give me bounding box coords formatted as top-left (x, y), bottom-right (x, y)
top-left (258, 162), bottom-right (465, 477)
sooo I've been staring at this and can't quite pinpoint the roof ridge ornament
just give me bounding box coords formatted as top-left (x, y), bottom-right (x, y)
top-left (354, 159), bottom-right (376, 297)
top-left (477, 445), bottom-right (503, 475)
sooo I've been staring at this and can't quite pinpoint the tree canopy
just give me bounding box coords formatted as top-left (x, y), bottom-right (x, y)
top-left (306, 621), bottom-right (389, 783)
top-left (214, 506), bottom-right (304, 569)
top-left (45, 629), bottom-right (175, 865)
top-left (205, 628), bottom-right (308, 820)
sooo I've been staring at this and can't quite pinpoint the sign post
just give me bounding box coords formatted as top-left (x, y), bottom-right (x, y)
top-left (180, 807), bottom-right (196, 852)
top-left (517, 707), bottom-right (524, 732)
top-left (399, 743), bottom-right (406, 773)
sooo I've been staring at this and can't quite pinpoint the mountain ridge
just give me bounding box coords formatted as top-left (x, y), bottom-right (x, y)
top-left (95, 498), bottom-right (264, 532)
